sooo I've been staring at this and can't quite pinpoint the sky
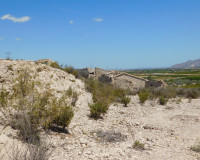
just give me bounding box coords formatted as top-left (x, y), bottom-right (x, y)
top-left (0, 0), bottom-right (200, 69)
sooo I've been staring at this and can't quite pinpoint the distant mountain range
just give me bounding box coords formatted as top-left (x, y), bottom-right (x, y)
top-left (171, 58), bottom-right (200, 69)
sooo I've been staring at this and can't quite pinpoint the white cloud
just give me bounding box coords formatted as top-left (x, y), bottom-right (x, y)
top-left (93, 18), bottom-right (104, 22)
top-left (0, 38), bottom-right (4, 40)
top-left (15, 38), bottom-right (21, 41)
top-left (69, 20), bottom-right (74, 24)
top-left (1, 14), bottom-right (30, 23)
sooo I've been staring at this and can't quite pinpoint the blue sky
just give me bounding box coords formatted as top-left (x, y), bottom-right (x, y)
top-left (0, 0), bottom-right (200, 69)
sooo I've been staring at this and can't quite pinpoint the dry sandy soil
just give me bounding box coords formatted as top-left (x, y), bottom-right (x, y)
top-left (0, 60), bottom-right (200, 160)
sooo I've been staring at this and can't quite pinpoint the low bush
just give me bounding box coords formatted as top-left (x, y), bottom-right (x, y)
top-left (138, 89), bottom-right (149, 103)
top-left (8, 141), bottom-right (53, 160)
top-left (50, 62), bottom-right (60, 69)
top-left (10, 111), bottom-right (40, 144)
top-left (159, 96), bottom-right (168, 105)
top-left (86, 78), bottom-right (129, 119)
top-left (138, 86), bottom-right (200, 106)
top-left (1, 69), bottom-right (74, 144)
top-left (120, 96), bottom-right (131, 107)
top-left (184, 88), bottom-right (199, 99)
top-left (133, 140), bottom-right (145, 150)
top-left (89, 103), bottom-right (108, 119)
top-left (190, 143), bottom-right (200, 153)
top-left (62, 66), bottom-right (78, 78)
top-left (46, 97), bottom-right (74, 130)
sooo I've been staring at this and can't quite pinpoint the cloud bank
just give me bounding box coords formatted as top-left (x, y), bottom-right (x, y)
top-left (1, 14), bottom-right (30, 23)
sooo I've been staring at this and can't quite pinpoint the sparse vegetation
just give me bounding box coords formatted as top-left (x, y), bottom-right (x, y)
top-left (50, 62), bottom-right (60, 69)
top-left (120, 96), bottom-right (131, 107)
top-left (190, 143), bottom-right (200, 153)
top-left (89, 102), bottom-right (108, 119)
top-left (86, 78), bottom-right (129, 119)
top-left (8, 141), bottom-right (53, 160)
top-left (138, 86), bottom-right (200, 105)
top-left (159, 96), bottom-right (168, 105)
top-left (7, 65), bottom-right (13, 71)
top-left (138, 89), bottom-right (149, 103)
top-left (62, 65), bottom-right (78, 78)
top-left (0, 69), bottom-right (74, 144)
top-left (133, 140), bottom-right (145, 150)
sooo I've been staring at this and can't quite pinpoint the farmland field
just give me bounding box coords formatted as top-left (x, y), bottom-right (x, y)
top-left (126, 68), bottom-right (200, 88)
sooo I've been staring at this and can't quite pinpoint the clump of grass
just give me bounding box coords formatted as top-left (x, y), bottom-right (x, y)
top-left (190, 143), bottom-right (200, 153)
top-left (133, 140), bottom-right (145, 150)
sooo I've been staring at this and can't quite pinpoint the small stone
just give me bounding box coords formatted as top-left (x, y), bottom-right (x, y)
top-left (7, 132), bottom-right (12, 137)
top-left (78, 152), bottom-right (82, 155)
top-left (84, 151), bottom-right (91, 155)
top-left (80, 138), bottom-right (88, 144)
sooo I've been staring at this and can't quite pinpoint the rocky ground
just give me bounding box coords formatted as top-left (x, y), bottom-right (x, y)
top-left (0, 60), bottom-right (200, 160)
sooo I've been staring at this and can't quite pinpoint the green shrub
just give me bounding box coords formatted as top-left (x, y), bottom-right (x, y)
top-left (133, 140), bottom-right (145, 150)
top-left (51, 103), bottom-right (74, 129)
top-left (159, 96), bottom-right (168, 105)
top-left (138, 89), bottom-right (149, 103)
top-left (66, 87), bottom-right (78, 106)
top-left (62, 66), bottom-right (78, 78)
top-left (120, 96), bottom-right (131, 107)
top-left (89, 102), bottom-right (108, 119)
top-left (50, 62), bottom-right (60, 69)
top-left (0, 89), bottom-right (9, 108)
top-left (86, 79), bottom-right (129, 119)
top-left (191, 143), bottom-right (200, 153)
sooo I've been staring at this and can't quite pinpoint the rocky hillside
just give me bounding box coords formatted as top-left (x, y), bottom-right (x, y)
top-left (171, 58), bottom-right (200, 68)
top-left (0, 59), bottom-right (200, 160)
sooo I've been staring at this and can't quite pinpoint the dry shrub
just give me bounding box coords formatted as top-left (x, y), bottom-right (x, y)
top-left (96, 130), bottom-right (127, 143)
top-left (8, 141), bottom-right (53, 160)
top-left (0, 69), bottom-right (74, 143)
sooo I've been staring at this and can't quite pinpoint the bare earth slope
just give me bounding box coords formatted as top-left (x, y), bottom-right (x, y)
top-left (0, 60), bottom-right (200, 160)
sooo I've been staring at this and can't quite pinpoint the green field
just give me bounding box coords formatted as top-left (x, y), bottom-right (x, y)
top-left (125, 68), bottom-right (200, 88)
